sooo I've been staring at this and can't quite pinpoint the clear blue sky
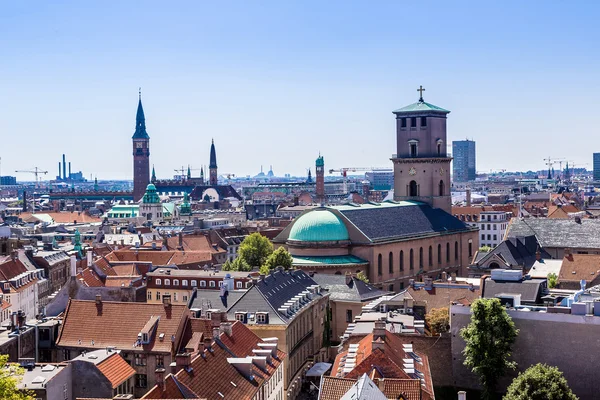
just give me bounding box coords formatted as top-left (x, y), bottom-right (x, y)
top-left (1, 1), bottom-right (599, 181)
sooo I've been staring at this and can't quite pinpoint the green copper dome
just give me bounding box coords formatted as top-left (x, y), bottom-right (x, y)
top-left (289, 209), bottom-right (349, 242)
top-left (142, 183), bottom-right (160, 204)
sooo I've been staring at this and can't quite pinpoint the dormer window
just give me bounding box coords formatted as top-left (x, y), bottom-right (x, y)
top-left (182, 280), bottom-right (188, 286)
top-left (256, 312), bottom-right (269, 324)
top-left (173, 279), bottom-right (179, 286)
top-left (164, 279), bottom-right (170, 286)
top-left (191, 280), bottom-right (197, 287)
top-left (155, 278), bottom-right (161, 286)
top-left (210, 281), bottom-right (216, 288)
top-left (200, 280), bottom-right (206, 287)
top-left (235, 312), bottom-right (248, 323)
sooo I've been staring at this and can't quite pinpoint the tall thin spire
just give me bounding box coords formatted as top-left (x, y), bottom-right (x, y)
top-left (151, 165), bottom-right (156, 183)
top-left (209, 139), bottom-right (217, 169)
top-left (133, 89), bottom-right (149, 139)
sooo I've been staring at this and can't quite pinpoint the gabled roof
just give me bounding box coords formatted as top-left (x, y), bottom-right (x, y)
top-left (558, 254), bottom-right (600, 289)
top-left (507, 218), bottom-right (600, 250)
top-left (311, 274), bottom-right (392, 302)
top-left (76, 268), bottom-right (104, 287)
top-left (473, 235), bottom-right (549, 270)
top-left (57, 299), bottom-right (188, 353)
top-left (96, 352), bottom-right (137, 388)
top-left (227, 270), bottom-right (322, 325)
top-left (340, 374), bottom-right (387, 400)
top-left (482, 278), bottom-right (545, 304)
top-left (142, 321), bottom-right (285, 400)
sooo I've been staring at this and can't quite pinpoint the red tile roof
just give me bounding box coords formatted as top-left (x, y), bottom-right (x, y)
top-left (96, 352), bottom-right (136, 388)
top-left (559, 254), bottom-right (600, 289)
top-left (319, 376), bottom-right (424, 400)
top-left (19, 212), bottom-right (102, 224)
top-left (57, 300), bottom-right (189, 353)
top-left (331, 331), bottom-right (433, 399)
top-left (142, 321), bottom-right (286, 400)
top-left (76, 268), bottom-right (104, 287)
top-left (94, 256), bottom-right (116, 276)
top-left (0, 258), bottom-right (28, 281)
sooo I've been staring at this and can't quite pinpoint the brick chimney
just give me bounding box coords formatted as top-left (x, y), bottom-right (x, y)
top-left (466, 189), bottom-right (472, 207)
top-left (155, 368), bottom-right (166, 392)
top-left (345, 271), bottom-right (353, 286)
top-left (373, 319), bottom-right (386, 340)
top-left (535, 247), bottom-right (542, 262)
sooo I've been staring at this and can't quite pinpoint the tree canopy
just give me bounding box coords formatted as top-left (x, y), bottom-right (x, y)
top-left (356, 271), bottom-right (369, 283)
top-left (221, 257), bottom-right (251, 272)
top-left (425, 307), bottom-right (449, 335)
top-left (0, 355), bottom-right (34, 400)
top-left (460, 298), bottom-right (519, 399)
top-left (503, 363), bottom-right (578, 400)
top-left (238, 233), bottom-right (273, 268)
top-left (547, 273), bottom-right (558, 289)
top-left (264, 247), bottom-right (293, 270)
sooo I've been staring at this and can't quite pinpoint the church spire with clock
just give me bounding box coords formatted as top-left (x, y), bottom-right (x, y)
top-left (133, 89), bottom-right (150, 201)
top-left (392, 86), bottom-right (452, 213)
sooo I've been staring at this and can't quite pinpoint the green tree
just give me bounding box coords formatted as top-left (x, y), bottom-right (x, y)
top-left (460, 298), bottom-right (519, 399)
top-left (547, 273), bottom-right (558, 289)
top-left (0, 355), bottom-right (34, 400)
top-left (264, 247), bottom-right (293, 270)
top-left (238, 233), bottom-right (273, 268)
top-left (504, 363), bottom-right (578, 400)
top-left (425, 307), bottom-right (449, 335)
top-left (479, 245), bottom-right (492, 252)
top-left (221, 257), bottom-right (251, 272)
top-left (356, 271), bottom-right (369, 283)
top-left (221, 259), bottom-right (233, 271)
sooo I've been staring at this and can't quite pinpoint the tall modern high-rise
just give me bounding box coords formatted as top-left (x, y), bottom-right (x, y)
top-left (452, 140), bottom-right (476, 182)
top-left (593, 153), bottom-right (600, 181)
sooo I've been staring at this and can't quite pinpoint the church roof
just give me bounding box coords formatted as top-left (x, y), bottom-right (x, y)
top-left (393, 100), bottom-right (449, 114)
top-left (289, 208), bottom-right (349, 242)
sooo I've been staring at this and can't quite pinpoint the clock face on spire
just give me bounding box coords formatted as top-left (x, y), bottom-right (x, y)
top-left (409, 167), bottom-right (417, 176)
top-left (136, 142), bottom-right (143, 149)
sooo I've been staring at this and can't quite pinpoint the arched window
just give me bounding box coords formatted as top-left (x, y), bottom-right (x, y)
top-left (335, 271), bottom-right (342, 275)
top-left (490, 262), bottom-right (500, 269)
top-left (437, 142), bottom-right (442, 156)
top-left (437, 244), bottom-right (442, 264)
top-left (439, 180), bottom-right (445, 196)
top-left (389, 252), bottom-right (394, 274)
top-left (409, 180), bottom-right (418, 197)
top-left (191, 280), bottom-right (197, 287)
top-left (200, 280), bottom-right (206, 287)
top-left (399, 250), bottom-right (404, 271)
top-left (173, 279), bottom-right (179, 286)
top-left (155, 278), bottom-right (162, 286)
top-left (446, 243), bottom-right (450, 262)
top-left (164, 279), bottom-right (170, 286)
top-left (455, 241), bottom-right (459, 260)
top-left (468, 239), bottom-right (473, 257)
top-left (378, 254), bottom-right (382, 276)
top-left (419, 247), bottom-right (423, 268)
top-left (182, 280), bottom-right (188, 286)
top-left (428, 246), bottom-right (433, 267)
top-left (409, 249), bottom-right (414, 270)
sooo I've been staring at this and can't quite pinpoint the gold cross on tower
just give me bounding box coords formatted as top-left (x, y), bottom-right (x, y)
top-left (417, 85), bottom-right (425, 101)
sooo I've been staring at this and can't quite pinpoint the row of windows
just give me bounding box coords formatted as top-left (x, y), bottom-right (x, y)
top-left (407, 180), bottom-right (445, 197)
top-left (149, 291), bottom-right (189, 302)
top-left (154, 278), bottom-right (247, 289)
top-left (400, 116), bottom-right (427, 129)
top-left (407, 141), bottom-right (443, 157)
top-left (481, 234), bottom-right (498, 241)
top-left (480, 223), bottom-right (507, 231)
top-left (377, 241), bottom-right (472, 276)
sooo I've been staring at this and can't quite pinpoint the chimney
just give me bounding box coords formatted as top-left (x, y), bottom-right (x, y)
top-left (564, 248), bottom-right (572, 257)
top-left (163, 294), bottom-right (172, 307)
top-left (62, 154), bottom-right (66, 180)
top-left (70, 255), bottom-right (77, 277)
top-left (535, 247), bottom-right (542, 262)
top-left (345, 271), bottom-right (353, 286)
top-left (451, 273), bottom-right (457, 283)
top-left (458, 391), bottom-right (467, 400)
top-left (68, 162), bottom-right (71, 179)
top-left (87, 250), bottom-right (93, 267)
top-left (10, 250), bottom-right (17, 262)
top-left (373, 319), bottom-right (386, 340)
top-left (95, 294), bottom-right (102, 305)
top-left (372, 337), bottom-right (385, 351)
top-left (155, 368), bottom-right (166, 392)
top-left (175, 353), bottom-right (191, 372)
top-left (220, 322), bottom-right (233, 337)
top-left (178, 232), bottom-right (183, 249)
top-left (466, 189), bottom-right (472, 207)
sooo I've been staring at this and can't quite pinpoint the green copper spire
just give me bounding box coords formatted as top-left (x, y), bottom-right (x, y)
top-left (316, 154), bottom-right (324, 167)
top-left (73, 228), bottom-right (82, 258)
top-left (180, 192), bottom-right (192, 215)
top-left (209, 139), bottom-right (217, 169)
top-left (187, 165), bottom-right (191, 180)
top-left (142, 183), bottom-right (160, 203)
top-left (94, 177), bottom-right (98, 192)
top-left (132, 88), bottom-right (150, 139)
top-left (151, 165), bottom-right (156, 183)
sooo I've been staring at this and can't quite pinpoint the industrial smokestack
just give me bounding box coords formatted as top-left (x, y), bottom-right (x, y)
top-left (68, 162), bottom-right (71, 179)
top-left (62, 154), bottom-right (66, 180)
top-left (58, 162), bottom-right (61, 179)
top-left (466, 189), bottom-right (472, 207)
top-left (22, 191), bottom-right (27, 212)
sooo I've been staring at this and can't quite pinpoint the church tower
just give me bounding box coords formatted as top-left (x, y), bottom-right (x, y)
top-left (392, 86), bottom-right (452, 213)
top-left (315, 155), bottom-right (325, 203)
top-left (209, 139), bottom-right (218, 185)
top-left (132, 90), bottom-right (150, 202)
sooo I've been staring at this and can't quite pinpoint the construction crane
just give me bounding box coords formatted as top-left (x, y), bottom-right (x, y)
top-left (15, 167), bottom-right (48, 188)
top-left (174, 165), bottom-right (201, 180)
top-left (328, 167), bottom-right (391, 194)
top-left (542, 157), bottom-right (565, 179)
